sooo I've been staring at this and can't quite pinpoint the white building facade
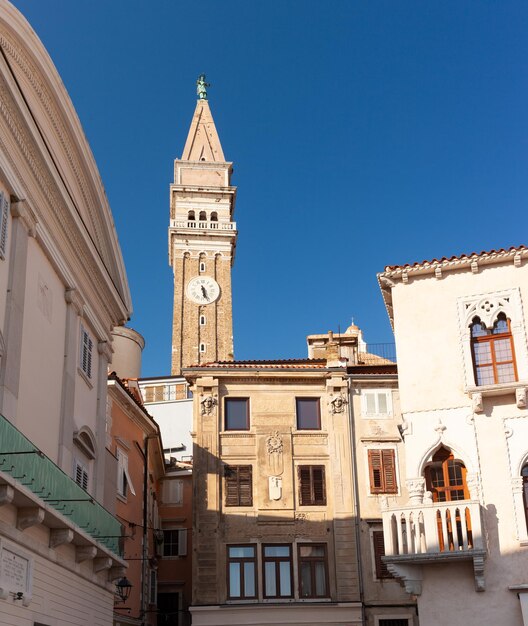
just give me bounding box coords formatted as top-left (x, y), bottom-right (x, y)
top-left (378, 246), bottom-right (528, 625)
top-left (0, 2), bottom-right (132, 624)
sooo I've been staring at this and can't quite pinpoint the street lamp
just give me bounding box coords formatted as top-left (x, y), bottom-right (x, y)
top-left (115, 577), bottom-right (133, 603)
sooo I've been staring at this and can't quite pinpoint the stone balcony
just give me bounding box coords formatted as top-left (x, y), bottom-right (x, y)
top-left (381, 498), bottom-right (487, 594)
top-left (170, 219), bottom-right (237, 231)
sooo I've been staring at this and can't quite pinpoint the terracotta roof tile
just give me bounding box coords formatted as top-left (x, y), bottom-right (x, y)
top-left (185, 358), bottom-right (328, 370)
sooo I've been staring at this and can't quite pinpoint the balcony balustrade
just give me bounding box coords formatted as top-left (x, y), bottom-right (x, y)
top-left (381, 499), bottom-right (486, 594)
top-left (170, 219), bottom-right (236, 231)
top-left (0, 414), bottom-right (122, 558)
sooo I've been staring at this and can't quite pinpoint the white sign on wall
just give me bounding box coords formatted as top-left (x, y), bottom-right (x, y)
top-left (0, 540), bottom-right (33, 606)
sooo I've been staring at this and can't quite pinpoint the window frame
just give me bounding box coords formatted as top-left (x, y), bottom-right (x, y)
top-left (74, 458), bottom-right (89, 491)
top-left (224, 397), bottom-right (250, 431)
top-left (298, 465), bottom-right (326, 506)
top-left (295, 397), bottom-right (321, 430)
top-left (224, 465), bottom-right (253, 507)
top-left (226, 544), bottom-right (257, 600)
top-left (297, 543), bottom-right (329, 598)
top-left (117, 448), bottom-right (136, 498)
top-left (368, 448), bottom-right (398, 494)
top-left (79, 325), bottom-right (94, 380)
top-left (262, 543), bottom-right (293, 599)
top-left (161, 527), bottom-right (188, 558)
top-left (361, 389), bottom-right (393, 418)
top-left (470, 314), bottom-right (518, 386)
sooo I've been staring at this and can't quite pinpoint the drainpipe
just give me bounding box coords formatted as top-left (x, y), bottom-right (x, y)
top-left (348, 375), bottom-right (366, 625)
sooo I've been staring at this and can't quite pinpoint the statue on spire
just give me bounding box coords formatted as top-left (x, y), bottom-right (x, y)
top-left (197, 74), bottom-right (210, 100)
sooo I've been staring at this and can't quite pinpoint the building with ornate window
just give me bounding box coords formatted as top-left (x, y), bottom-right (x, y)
top-left (378, 245), bottom-right (528, 625)
top-left (0, 2), bottom-right (132, 623)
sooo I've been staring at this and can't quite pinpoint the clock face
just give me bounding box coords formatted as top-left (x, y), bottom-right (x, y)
top-left (186, 276), bottom-right (220, 305)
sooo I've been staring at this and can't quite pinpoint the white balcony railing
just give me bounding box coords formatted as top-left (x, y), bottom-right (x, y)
top-left (381, 499), bottom-right (486, 594)
top-left (382, 499), bottom-right (484, 556)
top-left (170, 220), bottom-right (236, 231)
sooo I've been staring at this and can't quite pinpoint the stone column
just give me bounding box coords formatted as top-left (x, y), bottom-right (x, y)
top-left (94, 340), bottom-right (113, 503)
top-left (0, 201), bottom-right (36, 422)
top-left (57, 288), bottom-right (84, 472)
top-left (406, 477), bottom-right (426, 504)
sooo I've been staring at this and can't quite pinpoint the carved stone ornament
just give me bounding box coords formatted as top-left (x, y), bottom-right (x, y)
top-left (472, 392), bottom-right (484, 414)
top-left (406, 477), bottom-right (425, 505)
top-left (465, 473), bottom-right (480, 500)
top-left (200, 394), bottom-right (217, 416)
top-left (268, 476), bottom-right (282, 501)
top-left (516, 387), bottom-right (527, 409)
top-left (329, 393), bottom-right (348, 414)
top-left (266, 431), bottom-right (283, 455)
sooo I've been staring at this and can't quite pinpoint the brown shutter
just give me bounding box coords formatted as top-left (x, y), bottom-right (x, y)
top-left (225, 467), bottom-right (239, 506)
top-left (238, 466), bottom-right (253, 506)
top-left (299, 466), bottom-right (312, 505)
top-left (382, 449), bottom-right (398, 494)
top-left (372, 530), bottom-right (391, 579)
top-left (312, 467), bottom-right (326, 505)
top-left (368, 450), bottom-right (383, 492)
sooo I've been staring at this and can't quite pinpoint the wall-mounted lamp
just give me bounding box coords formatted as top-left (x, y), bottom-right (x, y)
top-left (115, 577), bottom-right (132, 603)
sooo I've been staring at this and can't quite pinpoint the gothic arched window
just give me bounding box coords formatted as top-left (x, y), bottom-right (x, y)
top-left (470, 313), bottom-right (517, 386)
top-left (424, 446), bottom-right (469, 502)
top-left (188, 210), bottom-right (195, 221)
top-left (199, 211), bottom-right (207, 221)
top-left (210, 211), bottom-right (218, 222)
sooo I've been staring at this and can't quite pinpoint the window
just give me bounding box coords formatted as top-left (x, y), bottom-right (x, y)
top-left (522, 464), bottom-right (528, 530)
top-left (368, 449), bottom-right (398, 494)
top-left (225, 398), bottom-right (249, 430)
top-left (470, 313), bottom-right (517, 385)
top-left (296, 397), bottom-right (321, 430)
top-left (162, 528), bottom-right (187, 557)
top-left (162, 478), bottom-right (183, 504)
top-left (298, 465), bottom-right (326, 505)
top-left (199, 211), bottom-right (207, 221)
top-left (372, 530), bottom-right (392, 579)
top-left (149, 569), bottom-right (157, 605)
top-left (263, 544), bottom-right (293, 598)
top-left (424, 446), bottom-right (468, 502)
top-left (298, 544), bottom-right (328, 598)
top-left (361, 390), bottom-right (392, 417)
top-left (80, 325), bottom-right (93, 379)
top-left (225, 465), bottom-right (252, 506)
top-left (210, 211), bottom-right (218, 222)
top-left (200, 342), bottom-right (206, 353)
top-left (0, 191), bottom-right (9, 259)
top-left (227, 545), bottom-right (257, 599)
top-left (378, 620), bottom-right (410, 626)
top-left (200, 261), bottom-right (206, 272)
top-left (74, 459), bottom-right (89, 491)
top-left (117, 448), bottom-right (136, 498)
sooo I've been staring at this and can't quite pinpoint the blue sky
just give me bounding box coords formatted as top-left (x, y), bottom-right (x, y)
top-left (12, 1), bottom-right (528, 375)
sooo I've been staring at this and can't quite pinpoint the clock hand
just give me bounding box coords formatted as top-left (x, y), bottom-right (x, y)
top-left (201, 285), bottom-right (209, 300)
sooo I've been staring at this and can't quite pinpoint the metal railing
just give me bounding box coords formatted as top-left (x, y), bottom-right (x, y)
top-left (0, 414), bottom-right (122, 557)
top-left (358, 342), bottom-right (397, 364)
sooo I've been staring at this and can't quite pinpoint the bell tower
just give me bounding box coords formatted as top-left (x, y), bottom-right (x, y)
top-left (169, 86), bottom-right (237, 375)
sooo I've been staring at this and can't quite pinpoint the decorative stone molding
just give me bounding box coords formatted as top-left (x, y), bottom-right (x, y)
top-left (10, 199), bottom-right (37, 237)
top-left (75, 546), bottom-right (97, 563)
top-left (266, 431), bottom-right (284, 476)
top-left (200, 394), bottom-right (217, 416)
top-left (400, 419), bottom-right (412, 437)
top-left (64, 288), bottom-right (85, 316)
top-left (434, 418), bottom-right (446, 434)
top-left (386, 563), bottom-right (423, 595)
top-left (268, 476), bottom-right (282, 501)
top-left (98, 340), bottom-right (113, 363)
top-left (329, 393), bottom-right (348, 414)
top-left (466, 473), bottom-right (481, 500)
top-left (16, 507), bottom-right (44, 530)
top-left (516, 387), bottom-right (527, 409)
top-left (49, 528), bottom-right (73, 548)
top-left (472, 392), bottom-right (484, 413)
top-left (473, 554), bottom-right (486, 591)
top-left (93, 557), bottom-right (112, 573)
top-left (0, 485), bottom-right (14, 506)
top-left (406, 478), bottom-right (425, 505)
top-left (266, 431), bottom-right (283, 455)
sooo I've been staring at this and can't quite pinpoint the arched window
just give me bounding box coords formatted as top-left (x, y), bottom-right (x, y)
top-left (188, 210), bottom-right (195, 221)
top-left (200, 262), bottom-right (206, 273)
top-left (210, 211), bottom-right (218, 222)
top-left (200, 315), bottom-right (206, 326)
top-left (522, 464), bottom-right (528, 529)
top-left (199, 211), bottom-right (207, 221)
top-left (424, 446), bottom-right (469, 502)
top-left (470, 313), bottom-right (517, 386)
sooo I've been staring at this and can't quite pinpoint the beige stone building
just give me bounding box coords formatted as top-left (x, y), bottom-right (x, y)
top-left (378, 245), bottom-right (528, 625)
top-left (169, 97), bottom-right (237, 375)
top-left (184, 355), bottom-right (362, 625)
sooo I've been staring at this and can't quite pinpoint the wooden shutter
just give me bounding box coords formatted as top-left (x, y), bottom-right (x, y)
top-left (299, 466), bottom-right (312, 505)
top-left (382, 449), bottom-right (397, 494)
top-left (178, 529), bottom-right (188, 556)
top-left (225, 466), bottom-right (252, 506)
top-left (312, 467), bottom-right (326, 504)
top-left (372, 530), bottom-right (391, 579)
top-left (368, 450), bottom-right (383, 492)
top-left (368, 449), bottom-right (397, 494)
